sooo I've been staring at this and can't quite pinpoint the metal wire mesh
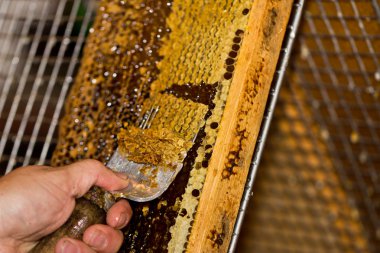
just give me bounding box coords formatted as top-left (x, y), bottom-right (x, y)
top-left (0, 0), bottom-right (97, 174)
top-left (237, 0), bottom-right (380, 252)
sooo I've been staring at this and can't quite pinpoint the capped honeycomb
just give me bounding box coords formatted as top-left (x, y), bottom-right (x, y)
top-left (52, 0), bottom-right (253, 251)
top-left (138, 93), bottom-right (209, 142)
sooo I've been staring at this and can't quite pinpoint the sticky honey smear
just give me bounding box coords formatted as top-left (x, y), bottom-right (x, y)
top-left (52, 0), bottom-right (253, 251)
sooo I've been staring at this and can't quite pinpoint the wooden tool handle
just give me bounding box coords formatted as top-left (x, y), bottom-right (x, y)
top-left (31, 198), bottom-right (106, 253)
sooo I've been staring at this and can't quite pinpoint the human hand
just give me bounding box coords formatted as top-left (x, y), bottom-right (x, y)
top-left (0, 159), bottom-right (132, 253)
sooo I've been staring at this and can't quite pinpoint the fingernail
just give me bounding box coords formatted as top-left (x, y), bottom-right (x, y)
top-left (60, 239), bottom-right (78, 253)
top-left (88, 229), bottom-right (107, 249)
top-left (116, 212), bottom-right (128, 228)
top-left (115, 172), bottom-right (128, 180)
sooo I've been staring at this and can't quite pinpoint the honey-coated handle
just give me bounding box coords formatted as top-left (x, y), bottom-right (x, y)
top-left (31, 198), bottom-right (106, 253)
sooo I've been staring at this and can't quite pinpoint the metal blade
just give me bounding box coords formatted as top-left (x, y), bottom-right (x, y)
top-left (107, 148), bottom-right (185, 202)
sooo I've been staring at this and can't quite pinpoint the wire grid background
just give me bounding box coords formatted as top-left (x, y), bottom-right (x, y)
top-left (237, 0), bottom-right (380, 252)
top-left (0, 0), bottom-right (379, 252)
top-left (0, 0), bottom-right (97, 174)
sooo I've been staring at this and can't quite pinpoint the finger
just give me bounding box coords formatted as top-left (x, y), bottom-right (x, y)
top-left (106, 199), bottom-right (133, 229)
top-left (55, 237), bottom-right (96, 253)
top-left (60, 159), bottom-right (129, 197)
top-left (83, 224), bottom-right (124, 253)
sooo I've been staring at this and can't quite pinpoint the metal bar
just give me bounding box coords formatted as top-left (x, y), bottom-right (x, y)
top-left (0, 1), bottom-right (11, 31)
top-left (0, 2), bottom-right (19, 66)
top-left (371, 0), bottom-right (380, 23)
top-left (300, 33), bottom-right (379, 40)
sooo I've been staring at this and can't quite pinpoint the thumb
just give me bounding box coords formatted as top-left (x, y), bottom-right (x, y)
top-left (58, 159), bottom-right (129, 198)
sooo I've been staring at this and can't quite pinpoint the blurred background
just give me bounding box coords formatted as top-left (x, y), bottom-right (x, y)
top-left (237, 1), bottom-right (379, 252)
top-left (0, 0), bottom-right (379, 252)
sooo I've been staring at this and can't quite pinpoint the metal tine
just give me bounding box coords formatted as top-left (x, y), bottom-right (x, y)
top-left (145, 106), bottom-right (159, 129)
top-left (137, 110), bottom-right (150, 129)
top-left (192, 132), bottom-right (198, 143)
top-left (140, 108), bottom-right (152, 129)
top-left (138, 105), bottom-right (160, 130)
top-left (138, 107), bottom-right (152, 129)
top-left (139, 108), bottom-right (152, 129)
